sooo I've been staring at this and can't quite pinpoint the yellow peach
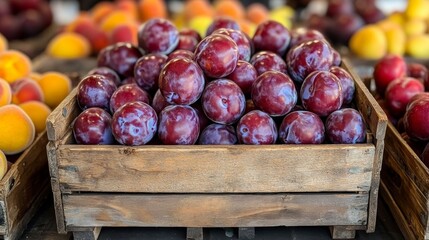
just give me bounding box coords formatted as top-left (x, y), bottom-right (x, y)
top-left (349, 25), bottom-right (387, 59)
top-left (0, 50), bottom-right (32, 84)
top-left (36, 72), bottom-right (72, 109)
top-left (46, 32), bottom-right (91, 59)
top-left (0, 105), bottom-right (35, 155)
top-left (19, 101), bottom-right (52, 134)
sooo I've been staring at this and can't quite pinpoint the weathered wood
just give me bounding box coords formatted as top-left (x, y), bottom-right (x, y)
top-left (72, 227), bottom-right (101, 240)
top-left (344, 60), bottom-right (387, 233)
top-left (330, 226), bottom-right (356, 239)
top-left (0, 132), bottom-right (51, 240)
top-left (46, 87), bottom-right (79, 143)
top-left (186, 227), bottom-right (203, 240)
top-left (381, 123), bottom-right (429, 240)
top-left (380, 181), bottom-right (418, 240)
top-left (63, 193), bottom-right (368, 228)
top-left (57, 144), bottom-right (374, 193)
top-left (238, 227), bottom-right (255, 239)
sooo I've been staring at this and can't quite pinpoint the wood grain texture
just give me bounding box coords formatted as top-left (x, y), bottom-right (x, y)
top-left (57, 144), bottom-right (374, 193)
top-left (46, 88), bottom-right (79, 142)
top-left (33, 54), bottom-right (97, 77)
top-left (380, 181), bottom-right (419, 240)
top-left (63, 193), bottom-right (368, 228)
top-left (344, 60), bottom-right (387, 233)
top-left (47, 141), bottom-right (67, 234)
top-left (381, 123), bottom-right (429, 240)
top-left (0, 132), bottom-right (50, 240)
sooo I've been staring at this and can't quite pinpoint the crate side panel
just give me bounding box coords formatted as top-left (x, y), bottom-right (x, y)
top-left (57, 145), bottom-right (374, 193)
top-left (63, 193), bottom-right (369, 228)
top-left (4, 132), bottom-right (50, 236)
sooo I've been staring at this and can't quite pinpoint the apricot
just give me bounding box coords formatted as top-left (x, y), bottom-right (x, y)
top-left (139, 0), bottom-right (168, 22)
top-left (91, 1), bottom-right (115, 24)
top-left (0, 105), bottom-right (35, 155)
top-left (19, 101), bottom-right (51, 134)
top-left (406, 35), bottom-right (429, 59)
top-left (404, 18), bottom-right (427, 36)
top-left (0, 50), bottom-right (32, 84)
top-left (111, 22), bottom-right (138, 45)
top-left (214, 0), bottom-right (245, 20)
top-left (100, 11), bottom-right (133, 33)
top-left (11, 78), bottom-right (44, 104)
top-left (184, 0), bottom-right (214, 21)
top-left (0, 150), bottom-right (7, 180)
top-left (247, 3), bottom-right (269, 25)
top-left (0, 78), bottom-right (11, 107)
top-left (0, 33), bottom-right (7, 52)
top-left (349, 25), bottom-right (387, 59)
top-left (36, 72), bottom-right (72, 109)
top-left (238, 19), bottom-right (256, 37)
top-left (46, 32), bottom-right (91, 59)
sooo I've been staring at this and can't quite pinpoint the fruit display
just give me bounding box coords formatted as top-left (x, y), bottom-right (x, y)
top-left (71, 17), bottom-right (368, 148)
top-left (0, 43), bottom-right (72, 179)
top-left (305, 0), bottom-right (384, 46)
top-left (371, 54), bottom-right (429, 165)
top-left (46, 0), bottom-right (295, 59)
top-left (0, 0), bottom-right (53, 40)
top-left (350, 0), bottom-right (429, 59)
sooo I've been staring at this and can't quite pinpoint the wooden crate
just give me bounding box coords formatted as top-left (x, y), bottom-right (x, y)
top-left (46, 60), bottom-right (387, 240)
top-left (359, 77), bottom-right (429, 240)
top-left (0, 132), bottom-right (50, 240)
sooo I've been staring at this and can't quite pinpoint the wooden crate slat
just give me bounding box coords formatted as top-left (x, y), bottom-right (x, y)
top-left (57, 144), bottom-right (374, 193)
top-left (384, 122), bottom-right (429, 195)
top-left (46, 88), bottom-right (79, 143)
top-left (63, 193), bottom-right (368, 228)
top-left (381, 124), bottom-right (429, 239)
top-left (4, 132), bottom-right (50, 234)
top-left (344, 60), bottom-right (388, 232)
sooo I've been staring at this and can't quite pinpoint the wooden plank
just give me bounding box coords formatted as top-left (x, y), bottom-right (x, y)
top-left (186, 228), bottom-right (203, 240)
top-left (4, 184), bottom-right (49, 240)
top-left (46, 88), bottom-right (79, 142)
top-left (330, 226), bottom-right (356, 239)
top-left (72, 227), bottom-right (101, 240)
top-left (380, 180), bottom-right (417, 240)
top-left (238, 227), bottom-right (255, 239)
top-left (57, 144), bottom-right (374, 193)
top-left (9, 24), bottom-right (58, 58)
top-left (63, 193), bottom-right (368, 228)
top-left (384, 122), bottom-right (429, 196)
top-left (3, 132), bottom-right (50, 235)
top-left (381, 135), bottom-right (429, 239)
top-left (344, 60), bottom-right (388, 232)
top-left (47, 141), bottom-right (67, 234)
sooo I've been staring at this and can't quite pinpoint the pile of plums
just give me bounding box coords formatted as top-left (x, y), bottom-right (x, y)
top-left (372, 55), bottom-right (429, 165)
top-left (0, 0), bottom-right (53, 40)
top-left (72, 17), bottom-right (367, 146)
